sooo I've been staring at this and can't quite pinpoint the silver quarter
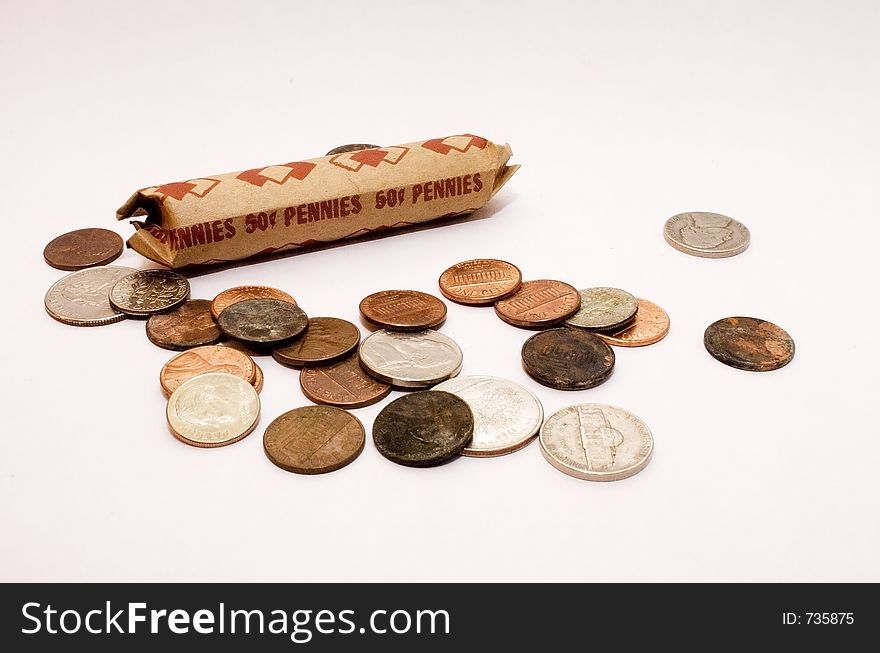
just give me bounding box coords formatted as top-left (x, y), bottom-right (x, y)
top-left (109, 269), bottom-right (190, 317)
top-left (358, 329), bottom-right (463, 388)
top-left (44, 265), bottom-right (138, 326)
top-left (540, 403), bottom-right (653, 481)
top-left (434, 376), bottom-right (543, 457)
top-left (663, 211), bottom-right (750, 258)
top-left (565, 287), bottom-right (639, 331)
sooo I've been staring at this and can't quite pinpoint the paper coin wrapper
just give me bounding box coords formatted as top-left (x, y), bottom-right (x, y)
top-left (117, 134), bottom-right (518, 269)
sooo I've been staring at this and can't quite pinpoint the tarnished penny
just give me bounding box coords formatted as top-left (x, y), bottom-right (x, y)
top-left (664, 211), bottom-right (750, 258)
top-left (359, 290), bottom-right (447, 331)
top-left (565, 287), bottom-right (639, 332)
top-left (210, 286), bottom-right (297, 320)
top-left (596, 299), bottom-right (670, 347)
top-left (160, 345), bottom-right (256, 397)
top-left (272, 317), bottom-right (360, 367)
top-left (540, 404), bottom-right (653, 481)
top-left (326, 143), bottom-right (380, 156)
top-left (109, 269), bottom-right (190, 317)
top-left (44, 265), bottom-right (137, 327)
top-left (372, 391), bottom-right (474, 467)
top-left (263, 406), bottom-right (365, 474)
top-left (522, 328), bottom-right (615, 390)
top-left (217, 298), bottom-right (308, 346)
top-left (300, 354), bottom-right (391, 409)
top-left (167, 372), bottom-right (260, 448)
top-left (43, 228), bottom-right (124, 271)
top-left (438, 259), bottom-right (522, 305)
top-left (359, 329), bottom-right (463, 388)
top-left (494, 279), bottom-right (581, 329)
top-left (145, 299), bottom-right (221, 350)
top-left (434, 376), bottom-right (543, 457)
top-left (252, 362), bottom-right (264, 393)
top-left (704, 316), bottom-right (795, 371)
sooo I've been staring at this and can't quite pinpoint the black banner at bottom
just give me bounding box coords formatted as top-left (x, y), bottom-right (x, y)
top-left (1, 583), bottom-right (875, 649)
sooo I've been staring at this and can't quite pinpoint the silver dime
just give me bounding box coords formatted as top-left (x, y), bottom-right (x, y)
top-left (44, 265), bottom-right (138, 326)
top-left (358, 329), bottom-right (463, 388)
top-left (540, 403), bottom-right (653, 482)
top-left (434, 376), bottom-right (543, 457)
top-left (109, 269), bottom-right (190, 317)
top-left (663, 211), bottom-right (750, 258)
top-left (565, 287), bottom-right (639, 331)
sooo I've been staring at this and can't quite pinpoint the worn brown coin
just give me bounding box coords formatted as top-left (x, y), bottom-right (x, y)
top-left (43, 228), bottom-right (124, 271)
top-left (264, 406), bottom-right (365, 474)
top-left (272, 317), bottom-right (360, 367)
top-left (299, 354), bottom-right (391, 409)
top-left (145, 299), bottom-right (221, 350)
top-left (217, 298), bottom-right (308, 346)
top-left (372, 391), bottom-right (474, 467)
top-left (252, 362), bottom-right (264, 393)
top-left (494, 279), bottom-right (581, 329)
top-left (109, 269), bottom-right (190, 317)
top-left (359, 290), bottom-right (447, 331)
top-left (438, 258), bottom-right (522, 305)
top-left (211, 286), bottom-right (297, 320)
top-left (160, 345), bottom-right (256, 397)
top-left (596, 299), bottom-right (670, 347)
top-left (326, 143), bottom-right (380, 156)
top-left (522, 328), bottom-right (615, 390)
top-left (704, 316), bottom-right (795, 372)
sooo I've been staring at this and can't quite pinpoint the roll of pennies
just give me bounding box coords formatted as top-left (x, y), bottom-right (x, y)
top-left (359, 329), bottom-right (463, 388)
top-left (704, 316), bottom-right (795, 371)
top-left (109, 269), bottom-right (191, 317)
top-left (159, 345), bottom-right (257, 397)
top-left (272, 317), bottom-right (360, 367)
top-left (299, 354), bottom-right (391, 409)
top-left (494, 279), bottom-right (581, 328)
top-left (372, 391), bottom-right (474, 467)
top-left (217, 298), bottom-right (308, 347)
top-left (438, 258), bottom-right (522, 305)
top-left (43, 228), bottom-right (124, 271)
top-left (521, 328), bottom-right (615, 390)
top-left (565, 287), bottom-right (639, 332)
top-left (211, 285), bottom-right (298, 321)
top-left (145, 299), bottom-right (222, 351)
top-left (263, 406), bottom-right (365, 474)
top-left (359, 290), bottom-right (447, 331)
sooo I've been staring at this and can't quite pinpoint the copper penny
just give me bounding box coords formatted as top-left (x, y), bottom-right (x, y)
top-left (438, 258), bottom-right (522, 305)
top-left (159, 345), bottom-right (256, 397)
top-left (521, 328), bottom-right (615, 390)
top-left (359, 290), bottom-right (447, 331)
top-left (272, 317), bottom-right (360, 367)
top-left (596, 299), bottom-right (670, 347)
top-left (494, 279), bottom-right (581, 329)
top-left (145, 299), bottom-right (221, 350)
top-left (263, 406), bottom-right (365, 474)
top-left (211, 286), bottom-right (297, 320)
top-left (43, 228), bottom-right (124, 271)
top-left (299, 353), bottom-right (391, 409)
top-left (704, 316), bottom-right (795, 372)
top-left (326, 143), bottom-right (380, 155)
top-left (252, 362), bottom-right (264, 393)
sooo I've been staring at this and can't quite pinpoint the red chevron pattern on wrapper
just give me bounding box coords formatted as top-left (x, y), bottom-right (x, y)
top-left (150, 178), bottom-right (222, 203)
top-left (421, 134), bottom-right (488, 155)
top-left (236, 162), bottom-right (317, 187)
top-left (329, 147), bottom-right (409, 172)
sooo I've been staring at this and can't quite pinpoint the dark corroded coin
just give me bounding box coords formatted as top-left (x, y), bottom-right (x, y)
top-left (218, 298), bottom-right (308, 346)
top-left (43, 228), bottom-right (124, 271)
top-left (272, 317), bottom-right (360, 367)
top-left (359, 290), bottom-right (447, 331)
top-left (438, 258), bottom-right (522, 305)
top-left (211, 285), bottom-right (297, 320)
top-left (494, 279), bottom-right (581, 329)
top-left (109, 269), bottom-right (190, 317)
top-left (372, 391), bottom-right (474, 467)
top-left (704, 316), bottom-right (795, 371)
top-left (145, 299), bottom-right (221, 350)
top-left (522, 328), bottom-right (615, 390)
top-left (264, 406), bottom-right (365, 474)
top-left (326, 143), bottom-right (380, 156)
top-left (300, 353), bottom-right (391, 409)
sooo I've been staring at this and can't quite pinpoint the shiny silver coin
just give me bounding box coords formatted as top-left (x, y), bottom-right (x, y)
top-left (565, 287), bottom-right (639, 331)
top-left (663, 211), bottom-right (750, 258)
top-left (44, 265), bottom-right (138, 326)
top-left (434, 376), bottom-right (543, 457)
top-left (540, 404), bottom-right (653, 481)
top-left (109, 269), bottom-right (190, 317)
top-left (358, 329), bottom-right (463, 388)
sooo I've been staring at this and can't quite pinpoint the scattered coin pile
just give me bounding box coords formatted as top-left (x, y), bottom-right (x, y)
top-left (43, 208), bottom-right (795, 482)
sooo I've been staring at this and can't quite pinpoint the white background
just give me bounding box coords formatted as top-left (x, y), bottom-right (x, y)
top-left (1, 0), bottom-right (878, 582)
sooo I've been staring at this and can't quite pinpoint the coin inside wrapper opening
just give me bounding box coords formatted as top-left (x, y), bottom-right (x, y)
top-left (117, 134), bottom-right (518, 269)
